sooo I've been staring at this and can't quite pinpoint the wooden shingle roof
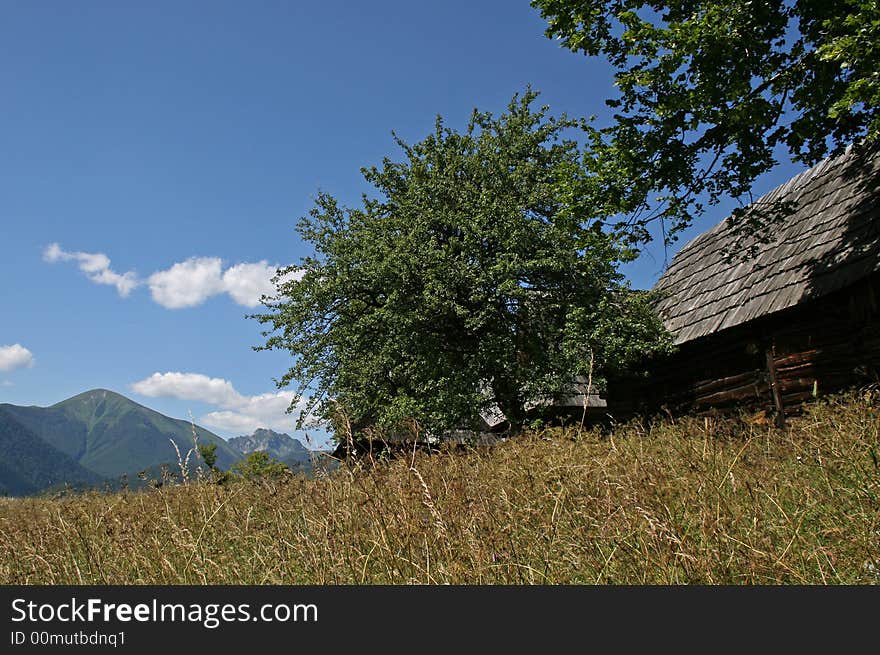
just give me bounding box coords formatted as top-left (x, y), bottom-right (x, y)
top-left (654, 143), bottom-right (880, 345)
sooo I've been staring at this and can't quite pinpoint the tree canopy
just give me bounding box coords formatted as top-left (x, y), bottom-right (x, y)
top-left (254, 92), bottom-right (671, 439)
top-left (532, 0), bottom-right (880, 244)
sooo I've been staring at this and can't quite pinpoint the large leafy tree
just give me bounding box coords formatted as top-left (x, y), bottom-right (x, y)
top-left (254, 92), bottom-right (670, 439)
top-left (532, 0), bottom-right (880, 244)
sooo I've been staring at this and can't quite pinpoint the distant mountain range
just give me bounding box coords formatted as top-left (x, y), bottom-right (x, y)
top-left (227, 427), bottom-right (330, 474)
top-left (0, 389), bottom-right (322, 496)
top-left (228, 428), bottom-right (312, 466)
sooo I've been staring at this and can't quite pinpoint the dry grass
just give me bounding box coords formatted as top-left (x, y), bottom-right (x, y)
top-left (1, 391), bottom-right (878, 584)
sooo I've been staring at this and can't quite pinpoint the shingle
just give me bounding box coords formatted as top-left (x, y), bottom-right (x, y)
top-left (655, 143), bottom-right (880, 343)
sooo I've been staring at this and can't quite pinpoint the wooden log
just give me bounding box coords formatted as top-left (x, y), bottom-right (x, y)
top-left (778, 376), bottom-right (819, 392)
top-left (775, 348), bottom-right (822, 368)
top-left (691, 370), bottom-right (762, 395)
top-left (696, 381), bottom-right (770, 407)
top-left (773, 342), bottom-right (857, 366)
top-left (773, 350), bottom-right (820, 367)
top-left (774, 361), bottom-right (817, 376)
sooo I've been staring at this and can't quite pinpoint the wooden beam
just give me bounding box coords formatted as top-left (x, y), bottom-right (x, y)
top-left (765, 348), bottom-right (786, 429)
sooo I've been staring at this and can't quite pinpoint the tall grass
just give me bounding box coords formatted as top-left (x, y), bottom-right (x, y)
top-left (1, 391), bottom-right (878, 584)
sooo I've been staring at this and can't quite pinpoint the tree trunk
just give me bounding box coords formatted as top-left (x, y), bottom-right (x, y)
top-left (492, 378), bottom-right (526, 432)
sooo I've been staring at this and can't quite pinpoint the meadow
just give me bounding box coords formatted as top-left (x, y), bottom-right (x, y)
top-left (1, 391), bottom-right (878, 584)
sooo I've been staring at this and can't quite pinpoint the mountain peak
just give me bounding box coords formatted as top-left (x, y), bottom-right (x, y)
top-left (228, 428), bottom-right (309, 459)
top-left (252, 427), bottom-right (285, 438)
top-left (0, 389), bottom-right (242, 492)
top-left (57, 388), bottom-right (128, 406)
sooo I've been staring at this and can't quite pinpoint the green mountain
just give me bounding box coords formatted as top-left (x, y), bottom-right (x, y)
top-left (0, 389), bottom-right (243, 483)
top-left (0, 408), bottom-right (104, 496)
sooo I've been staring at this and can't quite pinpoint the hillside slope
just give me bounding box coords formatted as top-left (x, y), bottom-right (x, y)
top-left (2, 391), bottom-right (876, 584)
top-left (0, 408), bottom-right (104, 496)
top-left (0, 389), bottom-right (242, 479)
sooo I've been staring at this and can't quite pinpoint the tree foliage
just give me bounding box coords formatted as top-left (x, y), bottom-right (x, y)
top-left (198, 443), bottom-right (218, 471)
top-left (254, 92), bottom-right (671, 439)
top-left (532, 0), bottom-right (880, 244)
top-left (233, 452), bottom-right (290, 480)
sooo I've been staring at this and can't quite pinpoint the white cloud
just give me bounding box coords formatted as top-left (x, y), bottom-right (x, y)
top-left (43, 243), bottom-right (140, 297)
top-left (131, 371), bottom-right (240, 406)
top-left (45, 243), bottom-right (299, 310)
top-left (0, 344), bottom-right (35, 372)
top-left (147, 257), bottom-right (226, 309)
top-left (199, 410), bottom-right (265, 434)
top-left (147, 257), bottom-right (293, 309)
top-left (130, 371), bottom-right (313, 435)
top-left (1, 380), bottom-right (13, 387)
top-left (221, 261), bottom-right (279, 307)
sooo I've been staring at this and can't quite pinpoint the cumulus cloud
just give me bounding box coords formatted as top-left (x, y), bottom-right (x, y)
top-left (0, 344), bottom-right (35, 372)
top-left (131, 371), bottom-right (240, 406)
top-left (198, 410), bottom-right (264, 434)
top-left (221, 261), bottom-right (280, 307)
top-left (45, 243), bottom-right (300, 310)
top-left (43, 243), bottom-right (140, 297)
top-left (131, 371), bottom-right (315, 435)
top-left (146, 257), bottom-right (226, 309)
top-left (146, 258), bottom-right (283, 309)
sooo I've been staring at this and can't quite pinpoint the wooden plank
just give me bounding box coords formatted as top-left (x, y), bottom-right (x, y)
top-left (766, 349), bottom-right (786, 428)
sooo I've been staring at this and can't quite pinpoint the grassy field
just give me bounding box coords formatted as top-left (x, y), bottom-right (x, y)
top-left (1, 391), bottom-right (878, 584)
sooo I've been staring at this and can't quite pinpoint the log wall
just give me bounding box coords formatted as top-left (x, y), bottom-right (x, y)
top-left (608, 274), bottom-right (880, 420)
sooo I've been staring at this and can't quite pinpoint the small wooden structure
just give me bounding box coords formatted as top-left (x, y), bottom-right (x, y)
top-left (329, 380), bottom-right (608, 459)
top-left (611, 142), bottom-right (880, 423)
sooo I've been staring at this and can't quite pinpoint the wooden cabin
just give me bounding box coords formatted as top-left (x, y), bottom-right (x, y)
top-left (611, 142), bottom-right (880, 424)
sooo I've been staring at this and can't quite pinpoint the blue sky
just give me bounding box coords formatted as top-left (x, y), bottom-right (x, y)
top-left (1, 1), bottom-right (805, 447)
